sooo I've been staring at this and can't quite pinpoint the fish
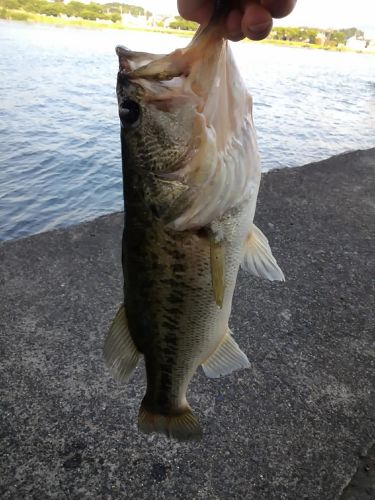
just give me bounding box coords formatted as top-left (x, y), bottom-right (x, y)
top-left (104, 13), bottom-right (285, 441)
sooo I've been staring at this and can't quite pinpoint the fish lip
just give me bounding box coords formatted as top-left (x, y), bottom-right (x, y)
top-left (115, 45), bottom-right (142, 79)
top-left (116, 45), bottom-right (133, 74)
top-left (117, 70), bottom-right (131, 87)
top-left (115, 45), bottom-right (131, 56)
top-left (116, 45), bottom-right (170, 80)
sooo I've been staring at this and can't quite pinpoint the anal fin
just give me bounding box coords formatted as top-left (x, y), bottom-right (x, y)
top-left (241, 224), bottom-right (285, 281)
top-left (202, 330), bottom-right (250, 378)
top-left (103, 304), bottom-right (140, 382)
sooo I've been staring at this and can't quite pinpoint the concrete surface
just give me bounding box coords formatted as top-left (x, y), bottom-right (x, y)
top-left (0, 149), bottom-right (374, 499)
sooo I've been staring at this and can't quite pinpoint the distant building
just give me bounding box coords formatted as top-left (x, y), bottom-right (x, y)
top-left (121, 13), bottom-right (147, 26)
top-left (346, 36), bottom-right (367, 50)
top-left (364, 35), bottom-right (375, 50)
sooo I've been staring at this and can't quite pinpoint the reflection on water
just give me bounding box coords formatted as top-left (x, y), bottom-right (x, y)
top-left (0, 21), bottom-right (374, 241)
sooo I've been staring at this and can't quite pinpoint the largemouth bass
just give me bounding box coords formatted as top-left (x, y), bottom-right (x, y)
top-left (104, 19), bottom-right (284, 441)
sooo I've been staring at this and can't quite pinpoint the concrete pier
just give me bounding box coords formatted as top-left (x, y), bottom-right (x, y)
top-left (1, 149), bottom-right (374, 499)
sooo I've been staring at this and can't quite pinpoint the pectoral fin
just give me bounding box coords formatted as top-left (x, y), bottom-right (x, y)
top-left (241, 225), bottom-right (285, 281)
top-left (103, 305), bottom-right (140, 382)
top-left (202, 330), bottom-right (250, 378)
top-left (209, 234), bottom-right (225, 308)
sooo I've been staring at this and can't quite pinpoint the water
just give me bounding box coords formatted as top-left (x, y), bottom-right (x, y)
top-left (1, 21), bottom-right (374, 241)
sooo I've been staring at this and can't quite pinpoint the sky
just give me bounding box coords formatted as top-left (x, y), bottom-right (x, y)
top-left (132, 0), bottom-right (375, 36)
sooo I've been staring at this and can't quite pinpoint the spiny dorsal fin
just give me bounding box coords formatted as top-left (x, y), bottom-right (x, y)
top-left (209, 234), bottom-right (225, 308)
top-left (103, 304), bottom-right (140, 382)
top-left (241, 224), bottom-right (285, 281)
top-left (202, 330), bottom-right (250, 378)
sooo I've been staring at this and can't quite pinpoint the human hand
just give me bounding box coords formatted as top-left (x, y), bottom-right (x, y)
top-left (177, 0), bottom-right (297, 41)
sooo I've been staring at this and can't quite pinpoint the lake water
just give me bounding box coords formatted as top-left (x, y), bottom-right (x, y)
top-left (1, 21), bottom-right (374, 241)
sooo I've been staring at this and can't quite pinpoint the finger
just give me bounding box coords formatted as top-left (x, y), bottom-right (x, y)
top-left (228, 32), bottom-right (245, 42)
top-left (225, 8), bottom-right (244, 40)
top-left (177, 0), bottom-right (213, 24)
top-left (241, 3), bottom-right (273, 40)
top-left (260, 0), bottom-right (297, 19)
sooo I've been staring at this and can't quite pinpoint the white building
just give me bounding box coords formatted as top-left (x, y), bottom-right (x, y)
top-left (346, 36), bottom-right (367, 50)
top-left (121, 13), bottom-right (147, 26)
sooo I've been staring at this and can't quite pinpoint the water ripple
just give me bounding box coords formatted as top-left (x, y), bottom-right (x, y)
top-left (0, 21), bottom-right (374, 241)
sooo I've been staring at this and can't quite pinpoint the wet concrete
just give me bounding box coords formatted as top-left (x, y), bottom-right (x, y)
top-left (0, 148), bottom-right (374, 499)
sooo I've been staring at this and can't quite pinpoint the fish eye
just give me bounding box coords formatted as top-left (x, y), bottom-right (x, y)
top-left (119, 99), bottom-right (140, 128)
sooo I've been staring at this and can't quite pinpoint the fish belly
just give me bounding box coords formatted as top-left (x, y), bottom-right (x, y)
top-left (123, 196), bottom-right (253, 416)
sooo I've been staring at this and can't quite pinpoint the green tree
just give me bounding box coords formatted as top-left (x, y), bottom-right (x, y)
top-left (305, 29), bottom-right (317, 44)
top-left (169, 16), bottom-right (198, 30)
top-left (40, 2), bottom-right (65, 16)
top-left (110, 12), bottom-right (120, 22)
top-left (330, 31), bottom-right (346, 45)
top-left (2, 0), bottom-right (22, 9)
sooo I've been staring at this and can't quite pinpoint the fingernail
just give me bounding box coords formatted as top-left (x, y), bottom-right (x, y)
top-left (247, 21), bottom-right (271, 36)
top-left (228, 31), bottom-right (244, 42)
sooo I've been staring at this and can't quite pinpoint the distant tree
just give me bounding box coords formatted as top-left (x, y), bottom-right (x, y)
top-left (304, 29), bottom-right (318, 44)
top-left (0, 0), bottom-right (151, 21)
top-left (40, 2), bottom-right (65, 16)
top-left (341, 27), bottom-right (364, 39)
top-left (2, 0), bottom-right (21, 9)
top-left (5, 0), bottom-right (364, 41)
top-left (269, 27), bottom-right (319, 43)
top-left (330, 30), bottom-right (346, 45)
top-left (169, 16), bottom-right (198, 30)
top-left (119, 3), bottom-right (146, 16)
top-left (80, 9), bottom-right (95, 20)
top-left (22, 0), bottom-right (44, 14)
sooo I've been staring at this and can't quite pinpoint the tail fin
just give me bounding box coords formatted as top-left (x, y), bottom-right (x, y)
top-left (138, 404), bottom-right (203, 441)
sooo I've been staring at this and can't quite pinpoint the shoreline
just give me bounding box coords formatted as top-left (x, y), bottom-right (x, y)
top-left (1, 15), bottom-right (374, 54)
top-left (1, 149), bottom-right (374, 245)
